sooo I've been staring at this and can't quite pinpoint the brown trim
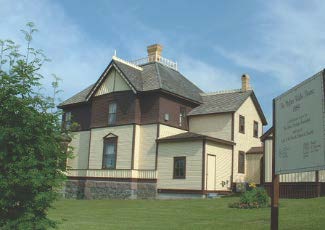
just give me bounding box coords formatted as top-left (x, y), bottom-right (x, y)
top-left (67, 176), bottom-right (157, 183)
top-left (131, 124), bottom-right (136, 170)
top-left (260, 127), bottom-right (273, 141)
top-left (201, 139), bottom-right (206, 190)
top-left (87, 128), bottom-right (92, 169)
top-left (155, 123), bottom-right (160, 170)
top-left (231, 112), bottom-right (234, 141)
top-left (102, 136), bottom-right (118, 169)
top-left (157, 135), bottom-right (235, 146)
top-left (231, 145), bottom-right (234, 190)
top-left (173, 156), bottom-right (186, 179)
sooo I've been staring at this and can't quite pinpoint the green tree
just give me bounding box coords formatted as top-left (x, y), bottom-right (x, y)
top-left (0, 22), bottom-right (70, 229)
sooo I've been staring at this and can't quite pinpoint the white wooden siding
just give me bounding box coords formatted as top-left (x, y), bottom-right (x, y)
top-left (95, 69), bottom-right (131, 96)
top-left (189, 113), bottom-right (232, 140)
top-left (88, 125), bottom-right (133, 169)
top-left (205, 141), bottom-right (232, 191)
top-left (159, 124), bottom-right (186, 138)
top-left (67, 131), bottom-right (90, 169)
top-left (157, 141), bottom-right (203, 190)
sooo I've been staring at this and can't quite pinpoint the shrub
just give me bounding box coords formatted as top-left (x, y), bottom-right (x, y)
top-left (229, 185), bottom-right (270, 209)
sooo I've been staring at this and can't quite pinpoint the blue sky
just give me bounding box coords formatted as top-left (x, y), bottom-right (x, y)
top-left (1, 0), bottom-right (325, 130)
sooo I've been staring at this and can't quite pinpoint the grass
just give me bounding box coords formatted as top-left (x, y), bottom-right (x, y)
top-left (49, 196), bottom-right (325, 230)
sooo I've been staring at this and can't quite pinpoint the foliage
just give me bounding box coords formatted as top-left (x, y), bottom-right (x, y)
top-left (0, 22), bottom-right (71, 229)
top-left (229, 184), bottom-right (270, 209)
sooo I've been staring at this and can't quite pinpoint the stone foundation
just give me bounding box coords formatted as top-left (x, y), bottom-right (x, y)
top-left (64, 179), bottom-right (157, 199)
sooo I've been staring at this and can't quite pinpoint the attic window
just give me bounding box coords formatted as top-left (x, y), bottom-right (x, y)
top-left (108, 102), bottom-right (117, 125)
top-left (239, 115), bottom-right (245, 134)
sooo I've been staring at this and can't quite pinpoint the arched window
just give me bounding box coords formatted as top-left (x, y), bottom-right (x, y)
top-left (102, 133), bottom-right (118, 169)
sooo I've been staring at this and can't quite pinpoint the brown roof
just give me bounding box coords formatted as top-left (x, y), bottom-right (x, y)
top-left (246, 146), bottom-right (263, 154)
top-left (157, 132), bottom-right (235, 146)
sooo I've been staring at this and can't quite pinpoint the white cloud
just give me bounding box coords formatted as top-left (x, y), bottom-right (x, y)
top-left (0, 0), bottom-right (113, 102)
top-left (214, 0), bottom-right (325, 88)
top-left (178, 55), bottom-right (241, 92)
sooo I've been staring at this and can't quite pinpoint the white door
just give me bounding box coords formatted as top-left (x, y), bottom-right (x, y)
top-left (207, 155), bottom-right (216, 191)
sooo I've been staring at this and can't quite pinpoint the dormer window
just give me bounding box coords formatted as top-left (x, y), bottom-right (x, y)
top-left (108, 102), bottom-right (117, 125)
top-left (65, 111), bottom-right (72, 129)
top-left (239, 115), bottom-right (245, 134)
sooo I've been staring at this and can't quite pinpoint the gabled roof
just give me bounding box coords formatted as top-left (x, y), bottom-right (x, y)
top-left (59, 84), bottom-right (94, 107)
top-left (59, 59), bottom-right (203, 108)
top-left (157, 132), bottom-right (235, 146)
top-left (188, 90), bottom-right (267, 125)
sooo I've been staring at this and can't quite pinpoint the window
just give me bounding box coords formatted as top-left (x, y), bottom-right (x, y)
top-left (102, 137), bottom-right (117, 169)
top-left (253, 121), bottom-right (259, 138)
top-left (108, 102), bottom-right (117, 125)
top-left (239, 115), bottom-right (245, 134)
top-left (238, 151), bottom-right (245, 174)
top-left (173, 157), bottom-right (186, 179)
top-left (179, 107), bottom-right (186, 127)
top-left (65, 111), bottom-right (72, 129)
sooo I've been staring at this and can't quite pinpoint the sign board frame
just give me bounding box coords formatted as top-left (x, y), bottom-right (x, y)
top-left (274, 70), bottom-right (325, 175)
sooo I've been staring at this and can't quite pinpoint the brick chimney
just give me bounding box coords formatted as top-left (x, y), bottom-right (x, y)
top-left (147, 44), bottom-right (163, 62)
top-left (241, 74), bottom-right (251, 91)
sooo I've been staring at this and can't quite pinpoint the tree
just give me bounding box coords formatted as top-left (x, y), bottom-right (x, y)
top-left (0, 22), bottom-right (70, 229)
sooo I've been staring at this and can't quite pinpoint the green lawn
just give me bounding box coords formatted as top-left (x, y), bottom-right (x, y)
top-left (49, 196), bottom-right (325, 230)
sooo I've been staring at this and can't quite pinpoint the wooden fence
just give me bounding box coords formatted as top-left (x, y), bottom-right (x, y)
top-left (264, 182), bottom-right (325, 198)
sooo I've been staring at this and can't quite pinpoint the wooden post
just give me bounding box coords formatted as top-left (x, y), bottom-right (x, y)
top-left (316, 171), bottom-right (320, 197)
top-left (271, 99), bottom-right (279, 230)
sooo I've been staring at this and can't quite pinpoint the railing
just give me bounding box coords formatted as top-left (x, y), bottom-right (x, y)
top-left (67, 169), bottom-right (157, 179)
top-left (130, 55), bottom-right (178, 71)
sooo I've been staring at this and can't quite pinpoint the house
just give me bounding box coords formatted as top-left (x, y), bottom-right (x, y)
top-left (59, 44), bottom-right (267, 199)
top-left (261, 127), bottom-right (325, 198)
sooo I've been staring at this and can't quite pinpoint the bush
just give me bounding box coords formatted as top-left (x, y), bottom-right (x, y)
top-left (229, 185), bottom-right (270, 209)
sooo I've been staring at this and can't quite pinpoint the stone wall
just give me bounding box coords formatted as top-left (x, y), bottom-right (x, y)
top-left (64, 179), bottom-right (157, 199)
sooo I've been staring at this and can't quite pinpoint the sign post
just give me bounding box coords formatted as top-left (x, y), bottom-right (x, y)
top-left (271, 70), bottom-right (325, 230)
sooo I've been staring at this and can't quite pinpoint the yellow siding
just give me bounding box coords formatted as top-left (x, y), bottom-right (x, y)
top-left (233, 96), bottom-right (263, 182)
top-left (246, 154), bottom-right (263, 184)
top-left (157, 141), bottom-right (203, 190)
top-left (138, 124), bottom-right (157, 170)
top-left (205, 141), bottom-right (232, 191)
top-left (189, 113), bottom-right (232, 140)
top-left (67, 131), bottom-right (90, 169)
top-left (88, 125), bottom-right (133, 169)
top-left (159, 124), bottom-right (186, 138)
top-left (95, 69), bottom-right (131, 96)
